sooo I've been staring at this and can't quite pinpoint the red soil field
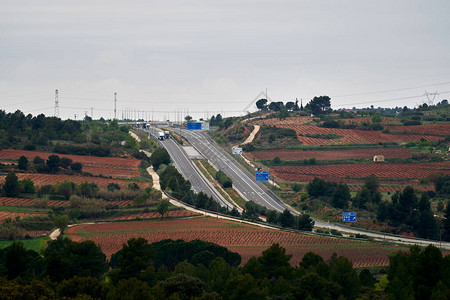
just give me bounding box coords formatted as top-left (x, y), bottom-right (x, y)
top-left (255, 116), bottom-right (313, 127)
top-left (271, 161), bottom-right (450, 184)
top-left (0, 173), bottom-right (150, 189)
top-left (0, 149), bottom-right (140, 169)
top-left (277, 124), bottom-right (443, 145)
top-left (82, 166), bottom-right (141, 178)
top-left (66, 217), bottom-right (408, 267)
top-left (83, 209), bottom-right (201, 222)
top-left (340, 118), bottom-right (396, 125)
top-left (0, 211), bottom-right (42, 223)
top-left (252, 117), bottom-right (444, 145)
top-left (24, 230), bottom-right (50, 238)
top-left (386, 123), bottom-right (450, 135)
top-left (0, 197), bottom-right (137, 207)
top-left (348, 185), bottom-right (434, 193)
top-left (247, 148), bottom-right (412, 161)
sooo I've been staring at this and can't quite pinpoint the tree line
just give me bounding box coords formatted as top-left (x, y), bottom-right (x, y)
top-left (256, 96), bottom-right (332, 116)
top-left (1, 236), bottom-right (449, 299)
top-left (304, 174), bottom-right (450, 241)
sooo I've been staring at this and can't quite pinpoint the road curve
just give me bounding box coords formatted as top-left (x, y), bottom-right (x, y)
top-left (178, 128), bottom-right (450, 250)
top-left (144, 128), bottom-right (235, 209)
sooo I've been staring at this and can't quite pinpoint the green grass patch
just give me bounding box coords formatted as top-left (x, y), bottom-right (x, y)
top-left (0, 236), bottom-right (50, 253)
top-left (224, 187), bottom-right (246, 209)
top-left (0, 206), bottom-right (49, 213)
top-left (198, 159), bottom-right (218, 178)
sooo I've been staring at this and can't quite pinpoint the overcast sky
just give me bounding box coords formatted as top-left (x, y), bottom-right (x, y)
top-left (1, 0), bottom-right (449, 120)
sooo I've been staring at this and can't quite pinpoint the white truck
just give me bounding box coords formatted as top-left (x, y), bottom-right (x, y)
top-left (158, 132), bottom-right (165, 140)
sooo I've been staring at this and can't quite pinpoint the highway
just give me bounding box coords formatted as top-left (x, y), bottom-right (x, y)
top-left (179, 129), bottom-right (288, 212)
top-left (177, 128), bottom-right (450, 250)
top-left (144, 128), bottom-right (235, 209)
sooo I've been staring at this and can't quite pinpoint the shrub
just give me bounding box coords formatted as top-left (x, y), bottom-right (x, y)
top-left (215, 170), bottom-right (232, 188)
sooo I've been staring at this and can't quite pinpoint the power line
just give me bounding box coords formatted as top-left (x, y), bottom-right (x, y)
top-left (332, 81), bottom-right (450, 98)
top-left (60, 96), bottom-right (248, 104)
top-left (333, 90), bottom-right (450, 107)
top-left (59, 106), bottom-right (244, 114)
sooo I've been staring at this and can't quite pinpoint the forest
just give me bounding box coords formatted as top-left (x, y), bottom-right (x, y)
top-left (0, 237), bottom-right (449, 299)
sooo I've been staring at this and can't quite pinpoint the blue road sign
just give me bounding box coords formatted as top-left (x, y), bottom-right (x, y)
top-left (255, 171), bottom-right (269, 181)
top-left (187, 122), bottom-right (202, 130)
top-left (342, 212), bottom-right (357, 222)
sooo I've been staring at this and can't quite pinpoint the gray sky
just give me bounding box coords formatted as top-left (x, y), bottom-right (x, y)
top-left (1, 0), bottom-right (449, 120)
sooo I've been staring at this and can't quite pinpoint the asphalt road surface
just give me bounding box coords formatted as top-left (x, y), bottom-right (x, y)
top-left (179, 129), bottom-right (288, 212)
top-left (177, 128), bottom-right (450, 250)
top-left (144, 128), bottom-right (235, 209)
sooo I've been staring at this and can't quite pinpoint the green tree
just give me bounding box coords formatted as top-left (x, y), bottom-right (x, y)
top-left (150, 147), bottom-right (171, 171)
top-left (55, 181), bottom-right (75, 199)
top-left (70, 162), bottom-right (83, 172)
top-left (17, 155), bottom-right (28, 170)
top-left (292, 183), bottom-right (302, 193)
top-left (109, 238), bottom-right (155, 283)
top-left (124, 134), bottom-right (138, 148)
top-left (3, 172), bottom-right (20, 197)
top-left (108, 278), bottom-right (153, 300)
top-left (255, 98), bottom-right (268, 111)
top-left (56, 276), bottom-right (106, 300)
top-left (266, 210), bottom-right (279, 224)
top-left (46, 154), bottom-right (61, 173)
top-left (53, 215), bottom-right (69, 234)
top-left (272, 155), bottom-right (281, 164)
top-left (278, 209), bottom-right (294, 228)
top-left (359, 269), bottom-right (377, 288)
top-left (278, 108), bottom-right (289, 120)
top-left (157, 200), bottom-right (170, 218)
top-left (59, 157), bottom-right (73, 169)
top-left (443, 200), bottom-right (450, 241)
top-left (44, 237), bottom-right (107, 282)
top-left (331, 182), bottom-right (350, 209)
top-left (223, 273), bottom-right (267, 300)
top-left (107, 182), bottom-right (121, 191)
top-left (329, 256), bottom-right (360, 299)
top-left (1, 241), bottom-right (46, 280)
top-left (307, 177), bottom-right (330, 198)
top-left (306, 95), bottom-right (332, 115)
top-left (297, 214), bottom-right (315, 231)
top-left (185, 115), bottom-right (193, 121)
top-left (257, 243), bottom-right (293, 280)
top-left (159, 273), bottom-right (206, 299)
top-left (19, 178), bottom-right (35, 193)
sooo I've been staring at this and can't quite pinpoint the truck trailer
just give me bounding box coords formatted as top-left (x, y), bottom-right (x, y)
top-left (158, 132), bottom-right (165, 140)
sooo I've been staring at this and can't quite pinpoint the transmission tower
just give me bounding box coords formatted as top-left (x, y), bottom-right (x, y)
top-left (54, 89), bottom-right (59, 117)
top-left (114, 92), bottom-right (117, 120)
top-left (242, 90), bottom-right (273, 113)
top-left (424, 90), bottom-right (439, 106)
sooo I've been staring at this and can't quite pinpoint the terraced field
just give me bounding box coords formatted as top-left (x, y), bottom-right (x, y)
top-left (66, 217), bottom-right (408, 267)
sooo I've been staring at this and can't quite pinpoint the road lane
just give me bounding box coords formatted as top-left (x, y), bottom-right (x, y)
top-left (180, 129), bottom-right (287, 212)
top-left (144, 128), bottom-right (235, 209)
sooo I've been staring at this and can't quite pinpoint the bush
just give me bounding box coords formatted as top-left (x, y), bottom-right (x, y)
top-left (215, 170), bottom-right (232, 188)
top-left (292, 183), bottom-right (302, 193)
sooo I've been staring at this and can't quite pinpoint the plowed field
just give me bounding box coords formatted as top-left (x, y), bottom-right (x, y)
top-left (278, 125), bottom-right (443, 145)
top-left (247, 148), bottom-right (412, 161)
top-left (386, 123), bottom-right (450, 135)
top-left (82, 166), bottom-right (141, 178)
top-left (0, 149), bottom-right (140, 169)
top-left (0, 173), bottom-right (150, 189)
top-left (82, 210), bottom-right (201, 222)
top-left (66, 217), bottom-right (408, 267)
top-left (0, 211), bottom-right (42, 223)
top-left (0, 197), bottom-right (136, 207)
top-left (271, 161), bottom-right (450, 184)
